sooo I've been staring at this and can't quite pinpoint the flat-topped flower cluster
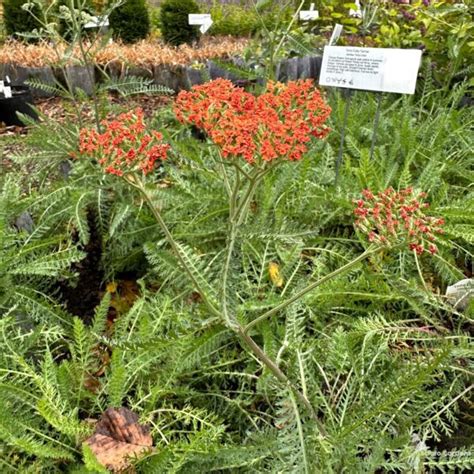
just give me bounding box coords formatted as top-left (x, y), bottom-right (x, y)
top-left (79, 109), bottom-right (170, 176)
top-left (354, 187), bottom-right (444, 254)
top-left (174, 79), bottom-right (331, 164)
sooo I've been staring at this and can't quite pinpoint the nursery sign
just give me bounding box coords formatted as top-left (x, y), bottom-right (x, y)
top-left (188, 14), bottom-right (213, 34)
top-left (319, 46), bottom-right (422, 94)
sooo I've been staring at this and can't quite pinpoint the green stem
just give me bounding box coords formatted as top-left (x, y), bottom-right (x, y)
top-left (273, 0), bottom-right (306, 68)
top-left (221, 228), bottom-right (238, 328)
top-left (244, 247), bottom-right (379, 334)
top-left (134, 179), bottom-right (221, 318)
top-left (222, 167), bottom-right (252, 327)
top-left (69, 0), bottom-right (101, 131)
top-left (236, 327), bottom-right (326, 436)
top-left (132, 173), bottom-right (325, 429)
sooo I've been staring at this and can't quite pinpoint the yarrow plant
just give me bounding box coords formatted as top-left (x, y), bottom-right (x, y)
top-left (79, 108), bottom-right (170, 176)
top-left (76, 79), bottom-right (334, 429)
top-left (77, 82), bottom-right (443, 433)
top-left (174, 78), bottom-right (331, 164)
top-left (354, 187), bottom-right (445, 254)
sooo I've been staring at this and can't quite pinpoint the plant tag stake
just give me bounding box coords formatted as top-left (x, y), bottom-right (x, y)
top-left (84, 15), bottom-right (109, 29)
top-left (188, 14), bottom-right (213, 34)
top-left (320, 47), bottom-right (422, 182)
top-left (300, 3), bottom-right (318, 21)
top-left (328, 24), bottom-right (343, 46)
top-left (320, 46), bottom-right (422, 94)
top-left (0, 81), bottom-right (4, 94)
top-left (4, 86), bottom-right (12, 98)
top-left (349, 0), bottom-right (362, 18)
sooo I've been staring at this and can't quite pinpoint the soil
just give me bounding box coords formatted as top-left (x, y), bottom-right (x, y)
top-left (30, 93), bottom-right (172, 123)
top-left (58, 209), bottom-right (103, 323)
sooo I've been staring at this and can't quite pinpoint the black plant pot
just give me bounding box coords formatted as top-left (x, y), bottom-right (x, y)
top-left (0, 85), bottom-right (38, 126)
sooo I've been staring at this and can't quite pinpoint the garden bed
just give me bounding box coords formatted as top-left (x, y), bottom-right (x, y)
top-left (0, 38), bottom-right (250, 95)
top-left (0, 38), bottom-right (327, 96)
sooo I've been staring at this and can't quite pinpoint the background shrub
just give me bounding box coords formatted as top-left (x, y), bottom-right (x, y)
top-left (109, 0), bottom-right (150, 44)
top-left (3, 0), bottom-right (42, 40)
top-left (209, 4), bottom-right (258, 37)
top-left (160, 0), bottom-right (200, 46)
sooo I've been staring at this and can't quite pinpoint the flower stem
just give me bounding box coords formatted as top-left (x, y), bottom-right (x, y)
top-left (236, 326), bottom-right (327, 435)
top-left (134, 174), bottom-right (326, 431)
top-left (244, 247), bottom-right (379, 334)
top-left (135, 179), bottom-right (221, 318)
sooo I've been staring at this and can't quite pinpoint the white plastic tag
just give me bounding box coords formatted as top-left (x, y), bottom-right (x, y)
top-left (300, 3), bottom-right (318, 21)
top-left (188, 14), bottom-right (213, 34)
top-left (328, 24), bottom-right (343, 46)
top-left (84, 15), bottom-right (109, 29)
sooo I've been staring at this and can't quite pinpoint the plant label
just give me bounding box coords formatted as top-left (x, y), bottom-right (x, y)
top-left (84, 15), bottom-right (109, 29)
top-left (300, 3), bottom-right (318, 21)
top-left (4, 86), bottom-right (12, 98)
top-left (319, 46), bottom-right (422, 94)
top-left (328, 24), bottom-right (343, 46)
top-left (0, 81), bottom-right (4, 93)
top-left (188, 14), bottom-right (213, 34)
top-left (349, 0), bottom-right (362, 18)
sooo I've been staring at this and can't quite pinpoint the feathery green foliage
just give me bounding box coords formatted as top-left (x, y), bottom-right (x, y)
top-left (0, 54), bottom-right (472, 473)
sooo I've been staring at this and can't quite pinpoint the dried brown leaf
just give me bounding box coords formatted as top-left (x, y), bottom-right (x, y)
top-left (84, 407), bottom-right (153, 472)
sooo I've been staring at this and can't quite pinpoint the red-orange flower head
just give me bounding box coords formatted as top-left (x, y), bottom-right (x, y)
top-left (79, 108), bottom-right (170, 176)
top-left (174, 78), bottom-right (331, 165)
top-left (354, 187), bottom-right (445, 255)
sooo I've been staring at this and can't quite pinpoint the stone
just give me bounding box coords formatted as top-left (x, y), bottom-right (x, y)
top-left (183, 66), bottom-right (205, 89)
top-left (14, 211), bottom-right (34, 234)
top-left (277, 57), bottom-right (299, 82)
top-left (124, 66), bottom-right (154, 80)
top-left (207, 60), bottom-right (243, 82)
top-left (297, 56), bottom-right (312, 79)
top-left (153, 64), bottom-right (185, 93)
top-left (309, 56), bottom-right (323, 81)
top-left (57, 65), bottom-right (96, 96)
top-left (446, 278), bottom-right (474, 311)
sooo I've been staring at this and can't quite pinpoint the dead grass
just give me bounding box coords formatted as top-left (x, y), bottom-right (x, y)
top-left (0, 37), bottom-right (248, 68)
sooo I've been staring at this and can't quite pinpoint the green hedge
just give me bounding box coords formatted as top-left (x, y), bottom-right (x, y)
top-left (109, 0), bottom-right (151, 44)
top-left (160, 0), bottom-right (200, 46)
top-left (3, 0), bottom-right (42, 40)
top-left (209, 4), bottom-right (258, 37)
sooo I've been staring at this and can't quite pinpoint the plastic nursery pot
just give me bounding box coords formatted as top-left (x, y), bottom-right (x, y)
top-left (0, 63), bottom-right (56, 98)
top-left (0, 85), bottom-right (38, 127)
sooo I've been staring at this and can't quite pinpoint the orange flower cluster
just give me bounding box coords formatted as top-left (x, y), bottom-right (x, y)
top-left (354, 187), bottom-right (445, 255)
top-left (79, 109), bottom-right (169, 176)
top-left (174, 79), bottom-right (331, 164)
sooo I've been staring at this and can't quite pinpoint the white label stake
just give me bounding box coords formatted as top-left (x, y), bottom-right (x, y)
top-left (4, 86), bottom-right (12, 98)
top-left (349, 0), bottom-right (362, 18)
top-left (299, 3), bottom-right (318, 21)
top-left (328, 24), bottom-right (343, 46)
top-left (84, 15), bottom-right (109, 29)
top-left (319, 46), bottom-right (422, 94)
top-left (188, 14), bottom-right (213, 34)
